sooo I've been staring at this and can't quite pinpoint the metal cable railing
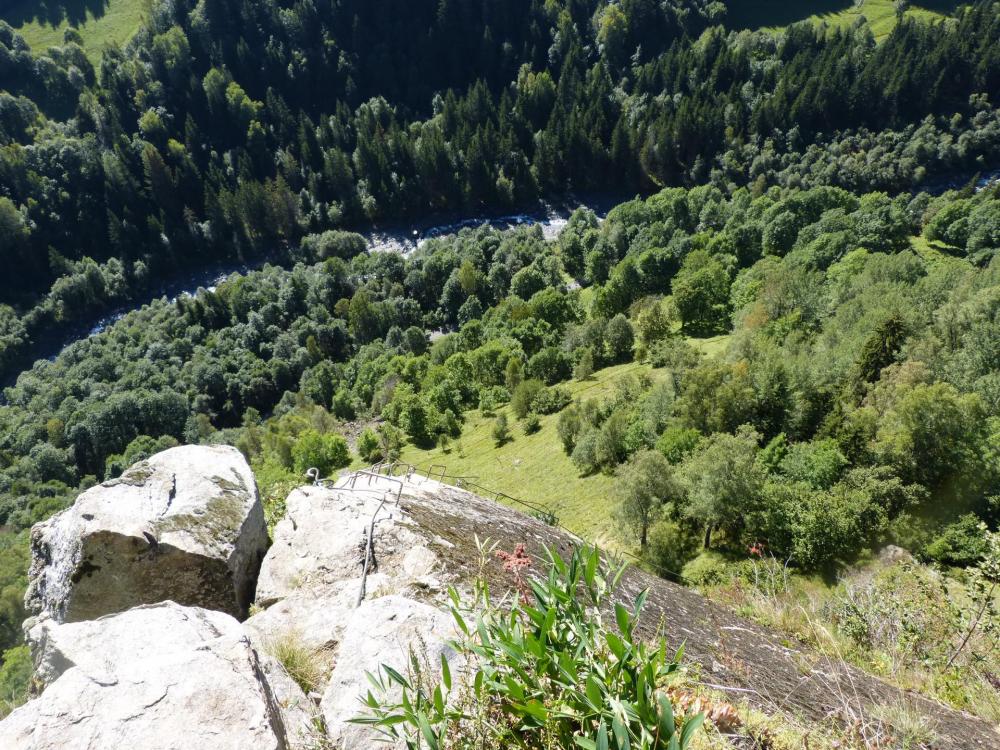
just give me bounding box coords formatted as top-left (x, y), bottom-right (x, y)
top-left (306, 460), bottom-right (702, 600)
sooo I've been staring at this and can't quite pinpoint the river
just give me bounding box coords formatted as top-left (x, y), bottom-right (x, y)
top-left (36, 194), bottom-right (625, 367)
top-left (24, 167), bottom-right (1000, 371)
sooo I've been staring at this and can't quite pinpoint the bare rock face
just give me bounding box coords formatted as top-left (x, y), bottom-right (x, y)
top-left (25, 445), bottom-right (269, 622)
top-left (1, 602), bottom-right (310, 750)
top-left (246, 476), bottom-right (460, 748)
top-left (26, 600), bottom-right (239, 689)
top-left (254, 483), bottom-right (440, 608)
top-left (320, 594), bottom-right (457, 748)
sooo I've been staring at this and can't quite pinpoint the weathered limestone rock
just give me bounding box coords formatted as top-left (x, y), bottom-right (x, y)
top-left (254, 483), bottom-right (438, 607)
top-left (1, 602), bottom-right (310, 750)
top-left (320, 595), bottom-right (457, 749)
top-left (25, 445), bottom-right (269, 622)
top-left (877, 544), bottom-right (916, 566)
top-left (26, 600), bottom-right (239, 689)
top-left (247, 477), bottom-right (461, 748)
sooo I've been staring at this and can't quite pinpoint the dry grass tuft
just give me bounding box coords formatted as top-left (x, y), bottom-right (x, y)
top-left (265, 630), bottom-right (329, 694)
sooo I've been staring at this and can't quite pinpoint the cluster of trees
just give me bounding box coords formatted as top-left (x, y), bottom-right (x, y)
top-left (1, 1), bottom-right (999, 379)
top-left (566, 184), bottom-right (1000, 577)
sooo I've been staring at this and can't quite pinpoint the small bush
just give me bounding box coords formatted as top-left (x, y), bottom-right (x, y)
top-left (357, 428), bottom-right (382, 463)
top-left (291, 430), bottom-right (351, 477)
top-left (923, 514), bottom-right (989, 566)
top-left (526, 346), bottom-right (573, 384)
top-left (656, 426), bottom-right (702, 465)
top-left (522, 413), bottom-right (541, 435)
top-left (492, 414), bottom-right (511, 446)
top-left (570, 427), bottom-right (600, 474)
top-left (477, 385), bottom-right (510, 412)
top-left (300, 230), bottom-right (367, 261)
top-left (646, 520), bottom-right (701, 581)
top-left (531, 385), bottom-right (572, 415)
top-left (681, 551), bottom-right (732, 587)
top-left (436, 433), bottom-right (451, 452)
top-left (511, 379), bottom-right (544, 419)
top-left (557, 405), bottom-right (582, 454)
top-left (574, 347), bottom-right (595, 380)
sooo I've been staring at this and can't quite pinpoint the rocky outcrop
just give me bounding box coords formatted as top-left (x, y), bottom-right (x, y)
top-left (245, 471), bottom-right (1000, 750)
top-left (4, 455), bottom-right (997, 750)
top-left (26, 600), bottom-right (238, 689)
top-left (245, 477), bottom-right (457, 746)
top-left (0, 602), bottom-right (312, 750)
top-left (25, 445), bottom-right (269, 622)
top-left (321, 595), bottom-right (457, 748)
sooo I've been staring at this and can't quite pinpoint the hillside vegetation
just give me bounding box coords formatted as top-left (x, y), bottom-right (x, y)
top-left (0, 0), bottom-right (146, 63)
top-left (725, 0), bottom-right (964, 37)
top-left (0, 0), bottom-right (999, 383)
top-left (1, 178), bottom-right (997, 721)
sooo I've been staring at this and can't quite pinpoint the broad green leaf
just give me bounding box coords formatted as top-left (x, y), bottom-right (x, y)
top-left (633, 588), bottom-right (648, 619)
top-left (585, 675), bottom-right (603, 708)
top-left (605, 632), bottom-right (625, 660)
top-left (382, 664), bottom-right (410, 689)
top-left (514, 699), bottom-right (549, 723)
top-left (679, 714), bottom-right (705, 749)
top-left (450, 607), bottom-right (469, 636)
top-left (418, 713), bottom-right (439, 750)
top-left (657, 694), bottom-right (674, 740)
top-left (612, 715), bottom-right (630, 750)
top-left (440, 653), bottom-right (451, 691)
top-left (615, 602), bottom-right (630, 636)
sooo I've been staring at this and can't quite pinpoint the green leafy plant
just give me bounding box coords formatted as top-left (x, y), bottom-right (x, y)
top-left (353, 543), bottom-right (703, 749)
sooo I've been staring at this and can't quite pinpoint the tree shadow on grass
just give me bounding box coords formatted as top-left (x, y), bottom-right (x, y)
top-left (3, 0), bottom-right (111, 30)
top-left (911, 0), bottom-right (965, 13)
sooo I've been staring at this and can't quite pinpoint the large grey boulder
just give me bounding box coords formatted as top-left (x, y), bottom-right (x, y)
top-left (26, 601), bottom-right (239, 689)
top-left (320, 595), bottom-right (457, 749)
top-left (25, 445), bottom-right (269, 622)
top-left (1, 602), bottom-right (316, 750)
top-left (254, 483), bottom-right (436, 607)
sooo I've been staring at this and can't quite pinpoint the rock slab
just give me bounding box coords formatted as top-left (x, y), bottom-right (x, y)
top-left (1, 601), bottom-right (304, 750)
top-left (25, 445), bottom-right (269, 622)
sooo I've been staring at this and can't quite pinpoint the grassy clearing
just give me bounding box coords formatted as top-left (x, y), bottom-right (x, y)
top-left (399, 361), bottom-right (657, 547)
top-left (724, 0), bottom-right (962, 40)
top-left (2, 0), bottom-right (146, 64)
top-left (909, 234), bottom-right (967, 270)
top-left (393, 335), bottom-right (730, 548)
top-left (689, 333), bottom-right (730, 358)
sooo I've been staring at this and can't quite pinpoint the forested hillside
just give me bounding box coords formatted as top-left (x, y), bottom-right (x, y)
top-left (1, 0), bottom-right (999, 379)
top-left (1, 0), bottom-right (999, 734)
